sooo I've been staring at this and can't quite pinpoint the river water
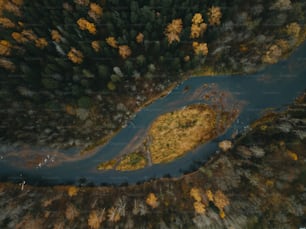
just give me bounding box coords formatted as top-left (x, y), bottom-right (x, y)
top-left (1, 42), bottom-right (306, 186)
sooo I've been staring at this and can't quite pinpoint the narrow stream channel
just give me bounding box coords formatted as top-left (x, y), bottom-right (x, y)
top-left (1, 42), bottom-right (306, 186)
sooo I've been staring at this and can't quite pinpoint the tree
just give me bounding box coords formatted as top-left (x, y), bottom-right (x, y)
top-left (164, 19), bottom-right (183, 44)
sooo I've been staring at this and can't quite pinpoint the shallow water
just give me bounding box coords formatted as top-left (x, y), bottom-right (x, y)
top-left (1, 42), bottom-right (306, 186)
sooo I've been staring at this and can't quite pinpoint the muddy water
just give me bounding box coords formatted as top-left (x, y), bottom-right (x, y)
top-left (1, 42), bottom-right (306, 185)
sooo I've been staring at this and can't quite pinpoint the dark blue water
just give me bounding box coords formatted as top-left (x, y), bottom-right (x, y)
top-left (1, 42), bottom-right (306, 186)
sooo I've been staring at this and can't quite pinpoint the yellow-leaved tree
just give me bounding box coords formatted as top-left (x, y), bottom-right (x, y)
top-left (67, 47), bottom-right (84, 64)
top-left (51, 30), bottom-right (61, 42)
top-left (35, 38), bottom-right (48, 49)
top-left (91, 40), bottom-right (100, 52)
top-left (118, 45), bottom-right (132, 59)
top-left (0, 40), bottom-right (12, 56)
top-left (88, 3), bottom-right (103, 21)
top-left (77, 18), bottom-right (96, 35)
top-left (192, 42), bottom-right (208, 56)
top-left (136, 32), bottom-right (144, 43)
top-left (164, 19), bottom-right (183, 44)
top-left (207, 6), bottom-right (222, 26)
top-left (190, 13), bottom-right (207, 39)
top-left (0, 17), bottom-right (15, 28)
top-left (106, 36), bottom-right (118, 48)
top-left (146, 193), bottom-right (159, 208)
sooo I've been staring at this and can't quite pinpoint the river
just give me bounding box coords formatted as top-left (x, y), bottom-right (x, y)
top-left (0, 41), bottom-right (306, 186)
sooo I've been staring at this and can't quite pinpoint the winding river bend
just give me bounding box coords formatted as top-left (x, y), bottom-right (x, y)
top-left (1, 42), bottom-right (306, 186)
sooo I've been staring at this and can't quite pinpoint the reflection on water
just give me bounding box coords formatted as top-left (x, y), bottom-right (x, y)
top-left (0, 41), bottom-right (306, 185)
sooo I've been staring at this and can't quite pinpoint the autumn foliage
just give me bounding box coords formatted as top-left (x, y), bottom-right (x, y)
top-left (118, 45), bottom-right (132, 59)
top-left (91, 40), bottom-right (100, 52)
top-left (51, 30), bottom-right (61, 42)
top-left (164, 19), bottom-right (183, 44)
top-left (106, 36), bottom-right (118, 48)
top-left (0, 40), bottom-right (12, 56)
top-left (192, 41), bottom-right (208, 55)
top-left (88, 3), bottom-right (103, 21)
top-left (136, 32), bottom-right (144, 43)
top-left (77, 18), bottom-right (96, 35)
top-left (207, 6), bottom-right (222, 26)
top-left (146, 193), bottom-right (159, 208)
top-left (190, 13), bottom-right (207, 39)
top-left (0, 17), bottom-right (15, 28)
top-left (35, 38), bottom-right (48, 49)
top-left (67, 47), bottom-right (84, 64)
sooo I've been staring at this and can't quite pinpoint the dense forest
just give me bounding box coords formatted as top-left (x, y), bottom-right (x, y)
top-left (0, 0), bottom-right (305, 148)
top-left (0, 0), bottom-right (227, 94)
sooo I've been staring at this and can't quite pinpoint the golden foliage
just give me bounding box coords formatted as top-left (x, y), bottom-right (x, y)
top-left (51, 30), bottom-right (61, 42)
top-left (0, 17), bottom-right (15, 28)
top-left (146, 193), bottom-right (159, 208)
top-left (287, 150), bottom-right (298, 160)
top-left (206, 190), bottom-right (214, 202)
top-left (118, 45), bottom-right (132, 59)
top-left (106, 36), bottom-right (118, 48)
top-left (219, 209), bottom-right (226, 219)
top-left (190, 24), bottom-right (201, 39)
top-left (213, 190), bottom-right (229, 211)
top-left (165, 32), bottom-right (180, 44)
top-left (0, 57), bottom-right (15, 71)
top-left (136, 32), bottom-right (144, 43)
top-left (286, 22), bottom-right (301, 38)
top-left (12, 31), bottom-right (26, 43)
top-left (3, 1), bottom-right (21, 16)
top-left (149, 105), bottom-right (216, 163)
top-left (22, 29), bottom-right (37, 41)
top-left (207, 6), bottom-right (222, 26)
top-left (12, 29), bottom-right (37, 43)
top-left (88, 3), bottom-right (103, 21)
top-left (190, 13), bottom-right (207, 38)
top-left (35, 38), bottom-right (48, 49)
top-left (91, 40), bottom-right (100, 52)
top-left (164, 19), bottom-right (183, 44)
top-left (192, 42), bottom-right (208, 55)
top-left (67, 186), bottom-right (78, 197)
top-left (192, 13), bottom-right (203, 25)
top-left (88, 210), bottom-right (105, 229)
top-left (0, 40), bottom-right (12, 56)
top-left (191, 24), bottom-right (208, 39)
top-left (190, 188), bottom-right (202, 202)
top-left (166, 19), bottom-right (183, 34)
top-left (107, 207), bottom-right (120, 223)
top-left (77, 18), bottom-right (96, 34)
top-left (67, 47), bottom-right (84, 64)
top-left (193, 201), bottom-right (206, 214)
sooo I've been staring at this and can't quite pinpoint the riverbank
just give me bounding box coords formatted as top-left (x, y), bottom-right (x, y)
top-left (1, 0), bottom-right (306, 156)
top-left (98, 103), bottom-right (240, 171)
top-left (0, 91), bottom-right (305, 229)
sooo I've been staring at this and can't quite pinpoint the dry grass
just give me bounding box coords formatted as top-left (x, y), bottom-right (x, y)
top-left (149, 104), bottom-right (217, 164)
top-left (116, 152), bottom-right (147, 171)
